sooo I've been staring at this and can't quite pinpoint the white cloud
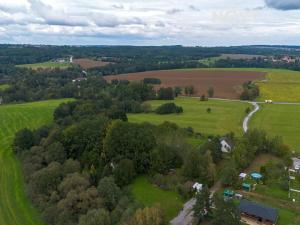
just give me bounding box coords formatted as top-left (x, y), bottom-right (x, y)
top-left (0, 0), bottom-right (299, 45)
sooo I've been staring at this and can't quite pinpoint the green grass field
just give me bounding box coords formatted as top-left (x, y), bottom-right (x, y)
top-left (0, 99), bottom-right (73, 225)
top-left (250, 103), bottom-right (300, 153)
top-left (131, 176), bottom-right (184, 222)
top-left (16, 61), bottom-right (71, 70)
top-left (129, 97), bottom-right (249, 136)
top-left (0, 84), bottom-right (9, 91)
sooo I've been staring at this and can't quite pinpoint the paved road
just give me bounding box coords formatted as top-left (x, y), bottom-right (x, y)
top-left (170, 181), bottom-right (222, 225)
top-left (243, 102), bottom-right (260, 133)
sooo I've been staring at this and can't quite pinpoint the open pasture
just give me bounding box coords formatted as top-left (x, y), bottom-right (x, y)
top-left (105, 69), bottom-right (265, 99)
top-left (250, 103), bottom-right (300, 153)
top-left (128, 97), bottom-right (249, 136)
top-left (0, 99), bottom-right (72, 225)
top-left (17, 61), bottom-right (71, 70)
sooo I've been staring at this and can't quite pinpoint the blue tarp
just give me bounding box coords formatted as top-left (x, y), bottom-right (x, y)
top-left (251, 172), bottom-right (262, 179)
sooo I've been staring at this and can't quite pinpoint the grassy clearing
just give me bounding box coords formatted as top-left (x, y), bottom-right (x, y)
top-left (128, 97), bottom-right (249, 136)
top-left (16, 61), bottom-right (71, 70)
top-left (0, 99), bottom-right (73, 225)
top-left (250, 104), bottom-right (300, 153)
top-left (0, 84), bottom-right (9, 91)
top-left (131, 176), bottom-right (184, 222)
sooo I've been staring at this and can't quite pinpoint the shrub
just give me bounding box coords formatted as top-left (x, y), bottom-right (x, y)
top-left (155, 103), bottom-right (183, 114)
top-left (143, 78), bottom-right (161, 85)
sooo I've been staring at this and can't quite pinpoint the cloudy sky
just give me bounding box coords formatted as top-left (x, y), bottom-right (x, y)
top-left (0, 0), bottom-right (300, 46)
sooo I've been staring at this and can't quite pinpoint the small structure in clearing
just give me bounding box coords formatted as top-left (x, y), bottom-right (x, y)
top-left (220, 137), bottom-right (234, 153)
top-left (193, 182), bottom-right (203, 193)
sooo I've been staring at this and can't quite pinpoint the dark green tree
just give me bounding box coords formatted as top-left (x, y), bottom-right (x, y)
top-left (213, 197), bottom-right (241, 225)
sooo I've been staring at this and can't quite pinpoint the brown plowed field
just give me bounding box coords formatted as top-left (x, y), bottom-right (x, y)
top-left (73, 58), bottom-right (110, 69)
top-left (104, 70), bottom-right (266, 99)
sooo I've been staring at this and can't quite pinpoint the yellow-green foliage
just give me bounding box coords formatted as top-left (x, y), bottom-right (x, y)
top-left (128, 97), bottom-right (250, 136)
top-left (0, 99), bottom-right (73, 225)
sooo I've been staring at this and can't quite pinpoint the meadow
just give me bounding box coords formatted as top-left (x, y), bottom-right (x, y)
top-left (0, 84), bottom-right (10, 91)
top-left (0, 99), bottom-right (72, 225)
top-left (16, 61), bottom-right (71, 70)
top-left (250, 103), bottom-right (300, 153)
top-left (128, 97), bottom-right (250, 136)
top-left (131, 176), bottom-right (184, 222)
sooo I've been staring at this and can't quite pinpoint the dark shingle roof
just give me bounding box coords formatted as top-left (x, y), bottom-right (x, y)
top-left (238, 199), bottom-right (278, 223)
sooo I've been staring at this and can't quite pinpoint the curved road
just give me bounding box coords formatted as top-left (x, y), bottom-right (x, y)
top-left (243, 102), bottom-right (260, 133)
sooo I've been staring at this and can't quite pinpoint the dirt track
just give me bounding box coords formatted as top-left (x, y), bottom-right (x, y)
top-left (104, 70), bottom-right (266, 99)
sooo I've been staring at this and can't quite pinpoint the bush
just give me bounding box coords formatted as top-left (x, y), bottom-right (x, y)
top-left (143, 78), bottom-right (161, 85)
top-left (155, 103), bottom-right (183, 114)
top-left (157, 87), bottom-right (174, 100)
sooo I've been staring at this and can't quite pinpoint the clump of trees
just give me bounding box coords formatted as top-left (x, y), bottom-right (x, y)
top-left (240, 81), bottom-right (260, 101)
top-left (143, 78), bottom-right (161, 85)
top-left (155, 103), bottom-right (183, 114)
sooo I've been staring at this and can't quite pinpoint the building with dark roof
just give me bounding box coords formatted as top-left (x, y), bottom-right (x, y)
top-left (238, 199), bottom-right (278, 225)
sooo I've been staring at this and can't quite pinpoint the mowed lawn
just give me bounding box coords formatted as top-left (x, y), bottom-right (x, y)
top-left (0, 99), bottom-right (73, 225)
top-left (128, 97), bottom-right (249, 135)
top-left (251, 104), bottom-right (300, 153)
top-left (16, 61), bottom-right (71, 70)
top-left (131, 176), bottom-right (184, 222)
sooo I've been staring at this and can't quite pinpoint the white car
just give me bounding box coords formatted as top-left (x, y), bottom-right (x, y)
top-left (265, 100), bottom-right (273, 104)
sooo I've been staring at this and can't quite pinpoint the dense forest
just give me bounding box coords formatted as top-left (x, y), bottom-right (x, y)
top-left (1, 44), bottom-right (300, 85)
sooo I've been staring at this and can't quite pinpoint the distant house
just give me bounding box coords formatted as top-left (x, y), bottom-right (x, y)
top-left (72, 77), bottom-right (87, 83)
top-left (238, 199), bottom-right (278, 225)
top-left (220, 137), bottom-right (233, 153)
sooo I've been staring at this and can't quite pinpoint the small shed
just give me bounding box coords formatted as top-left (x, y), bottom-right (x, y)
top-left (242, 183), bottom-right (251, 192)
top-left (239, 173), bottom-right (247, 180)
top-left (220, 137), bottom-right (234, 153)
top-left (251, 172), bottom-right (263, 181)
top-left (292, 157), bottom-right (300, 171)
top-left (193, 182), bottom-right (203, 193)
top-left (224, 189), bottom-right (234, 198)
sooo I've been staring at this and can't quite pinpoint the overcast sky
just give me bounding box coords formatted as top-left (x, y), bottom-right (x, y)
top-left (0, 0), bottom-right (300, 46)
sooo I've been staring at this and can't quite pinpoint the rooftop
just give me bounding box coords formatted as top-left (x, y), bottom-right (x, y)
top-left (238, 199), bottom-right (278, 223)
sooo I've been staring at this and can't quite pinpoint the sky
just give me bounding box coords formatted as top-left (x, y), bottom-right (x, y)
top-left (0, 0), bottom-right (300, 46)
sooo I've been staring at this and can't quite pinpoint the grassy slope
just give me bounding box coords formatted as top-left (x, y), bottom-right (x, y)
top-left (0, 99), bottom-right (73, 225)
top-left (128, 97), bottom-right (249, 136)
top-left (250, 103), bottom-right (300, 153)
top-left (16, 61), bottom-right (71, 70)
top-left (131, 176), bottom-right (184, 222)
